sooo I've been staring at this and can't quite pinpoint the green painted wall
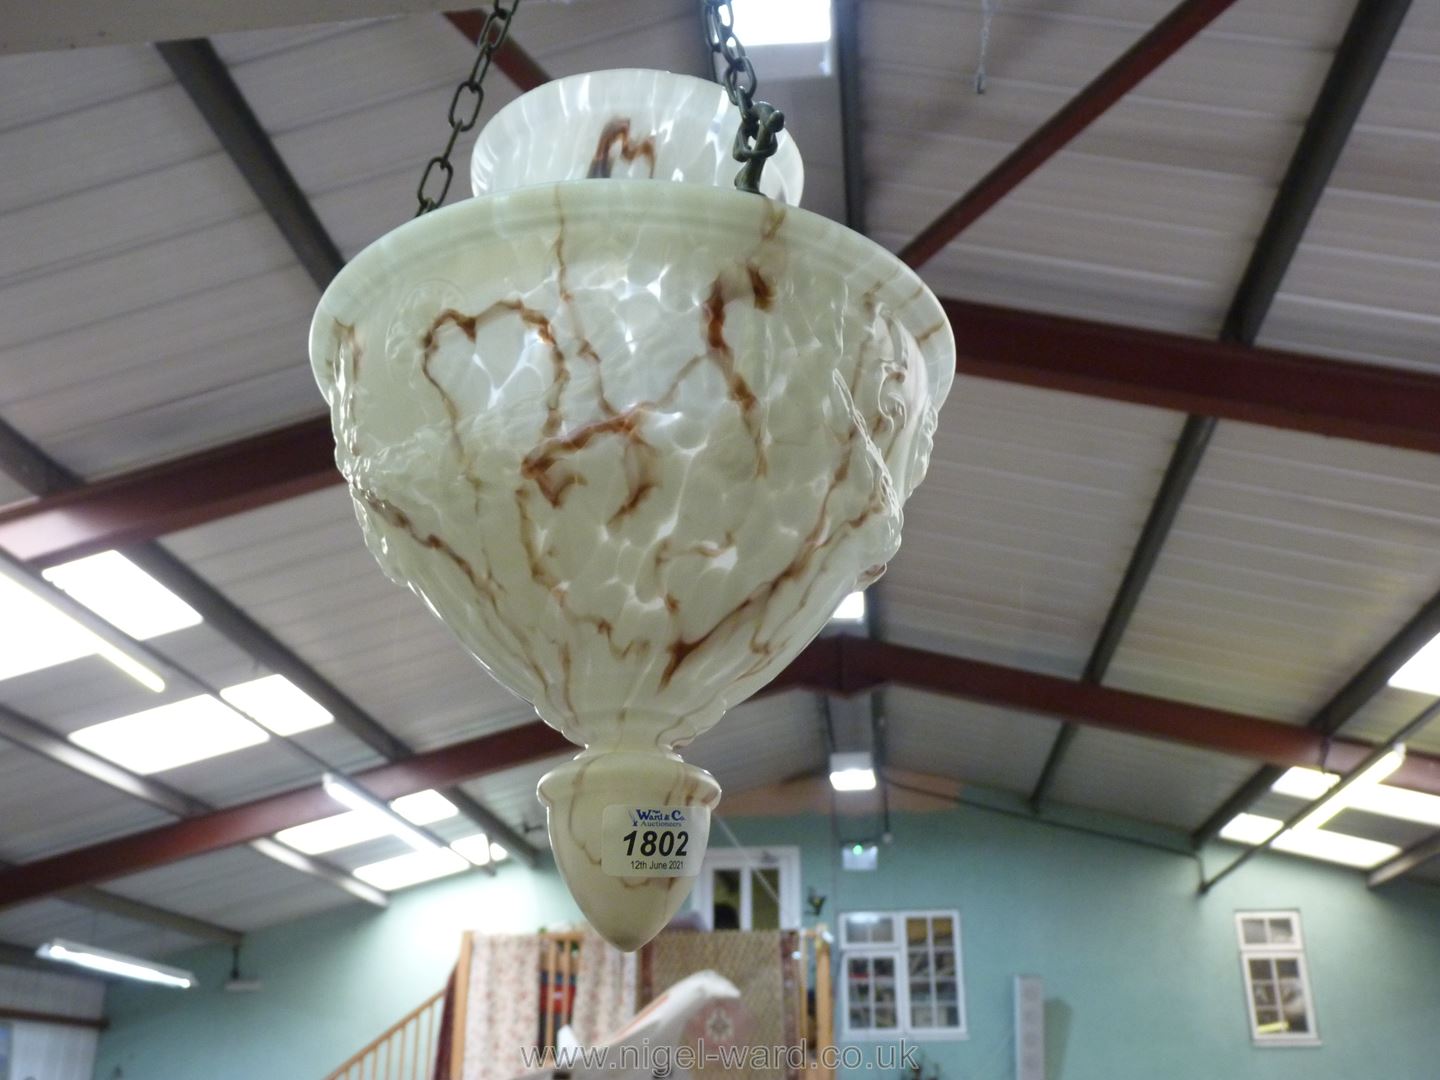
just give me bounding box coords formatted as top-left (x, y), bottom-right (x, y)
top-left (95, 801), bottom-right (1440, 1080)
top-left (721, 803), bottom-right (1440, 1080)
top-left (94, 864), bottom-right (583, 1080)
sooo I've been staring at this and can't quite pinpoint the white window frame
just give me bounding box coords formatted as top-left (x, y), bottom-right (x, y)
top-left (1234, 910), bottom-right (1321, 1047)
top-left (839, 909), bottom-right (968, 1042)
top-left (692, 846), bottom-right (801, 930)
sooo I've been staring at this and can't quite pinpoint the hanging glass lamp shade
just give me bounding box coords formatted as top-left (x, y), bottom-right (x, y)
top-left (310, 70), bottom-right (953, 949)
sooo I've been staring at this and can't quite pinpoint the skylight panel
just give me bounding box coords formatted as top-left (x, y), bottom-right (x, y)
top-left (220, 674), bottom-right (333, 735)
top-left (731, 0), bottom-right (832, 45)
top-left (42, 551), bottom-right (202, 640)
top-left (1220, 812), bottom-right (1400, 870)
top-left (275, 790), bottom-right (458, 855)
top-left (352, 849), bottom-right (470, 892)
top-left (1272, 766), bottom-right (1440, 828)
top-left (1389, 632), bottom-right (1440, 695)
top-left (69, 695), bottom-right (268, 774)
top-left (0, 575), bottom-right (108, 681)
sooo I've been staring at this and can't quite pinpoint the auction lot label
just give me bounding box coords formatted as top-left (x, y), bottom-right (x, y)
top-left (601, 805), bottom-right (710, 878)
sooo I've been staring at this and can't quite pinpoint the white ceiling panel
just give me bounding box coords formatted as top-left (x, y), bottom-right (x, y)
top-left (882, 687), bottom-right (1061, 795)
top-left (105, 846), bottom-right (354, 931)
top-left (684, 691), bottom-right (827, 794)
top-left (459, 751), bottom-right (570, 845)
top-left (0, 744), bottom-right (175, 861)
top-left (0, 471), bottom-right (27, 507)
top-left (861, 0), bottom-right (1353, 335)
top-left (0, 45), bottom-right (171, 129)
top-left (162, 487), bottom-right (529, 754)
top-left (1259, 4), bottom-right (1440, 373)
top-left (1341, 686), bottom-right (1440, 757)
top-left (1107, 422), bottom-right (1440, 723)
top-left (882, 377), bottom-right (1183, 677)
top-left (1046, 726), bottom-right (1259, 831)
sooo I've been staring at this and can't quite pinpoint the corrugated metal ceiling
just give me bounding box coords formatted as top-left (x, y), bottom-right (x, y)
top-left (0, 0), bottom-right (1436, 954)
top-left (883, 377), bottom-right (1183, 678)
top-left (1105, 422), bottom-right (1440, 728)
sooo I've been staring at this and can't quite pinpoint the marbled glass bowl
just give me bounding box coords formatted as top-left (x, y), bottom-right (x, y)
top-left (310, 69), bottom-right (952, 948)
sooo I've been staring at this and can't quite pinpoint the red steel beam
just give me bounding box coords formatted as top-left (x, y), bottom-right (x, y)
top-left (0, 1006), bottom-right (107, 1032)
top-left (3, 636), bottom-right (1438, 910)
top-left (444, 10), bottom-right (552, 92)
top-left (5, 304), bottom-right (1440, 568)
top-left (946, 300), bottom-right (1440, 455)
top-left (0, 417), bottom-right (338, 568)
top-left (840, 638), bottom-right (1440, 796)
top-left (898, 0), bottom-right (1241, 268)
top-left (0, 721), bottom-right (570, 913)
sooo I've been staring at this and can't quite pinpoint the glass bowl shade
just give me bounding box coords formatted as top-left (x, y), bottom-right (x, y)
top-left (312, 181), bottom-right (951, 752)
top-left (311, 76), bottom-right (951, 948)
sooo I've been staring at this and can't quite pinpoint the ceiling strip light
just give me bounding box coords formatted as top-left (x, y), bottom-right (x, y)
top-left (247, 837), bottom-right (389, 908)
top-left (275, 790), bottom-right (459, 855)
top-left (1204, 696), bottom-right (1440, 892)
top-left (1272, 763), bottom-right (1440, 827)
top-left (829, 751), bottom-right (877, 791)
top-left (37, 939), bottom-right (196, 989)
top-left (0, 559), bottom-right (165, 692)
top-left (322, 773), bottom-right (442, 853)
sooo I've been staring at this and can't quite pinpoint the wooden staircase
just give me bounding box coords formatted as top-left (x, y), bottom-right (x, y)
top-left (325, 989), bottom-right (446, 1080)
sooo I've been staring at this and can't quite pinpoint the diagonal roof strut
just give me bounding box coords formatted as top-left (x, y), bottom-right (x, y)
top-left (898, 0), bottom-right (1242, 268)
top-left (1029, 0), bottom-right (1415, 812)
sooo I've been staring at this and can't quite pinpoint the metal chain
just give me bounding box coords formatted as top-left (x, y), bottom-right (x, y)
top-left (702, 0), bottom-right (786, 195)
top-left (415, 0), bottom-right (522, 216)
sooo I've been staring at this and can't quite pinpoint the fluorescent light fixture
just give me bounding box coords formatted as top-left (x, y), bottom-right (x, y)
top-left (829, 751), bottom-right (877, 791)
top-left (490, 842), bottom-right (509, 863)
top-left (353, 848), bottom-right (470, 891)
top-left (37, 939), bottom-right (196, 989)
top-left (1292, 749), bottom-right (1406, 831)
top-left (323, 774), bottom-right (442, 853)
top-left (731, 0), bottom-right (832, 45)
top-left (220, 674), bottom-right (333, 735)
top-left (70, 695), bottom-right (268, 773)
top-left (1220, 813), bottom-right (1401, 869)
top-left (1389, 631), bottom-right (1440, 695)
top-left (42, 551), bottom-right (201, 640)
top-left (0, 573), bottom-right (164, 691)
top-left (451, 832), bottom-right (493, 866)
top-left (276, 789), bottom-right (459, 855)
top-left (830, 590), bottom-right (866, 623)
top-left (1272, 765), bottom-right (1440, 828)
